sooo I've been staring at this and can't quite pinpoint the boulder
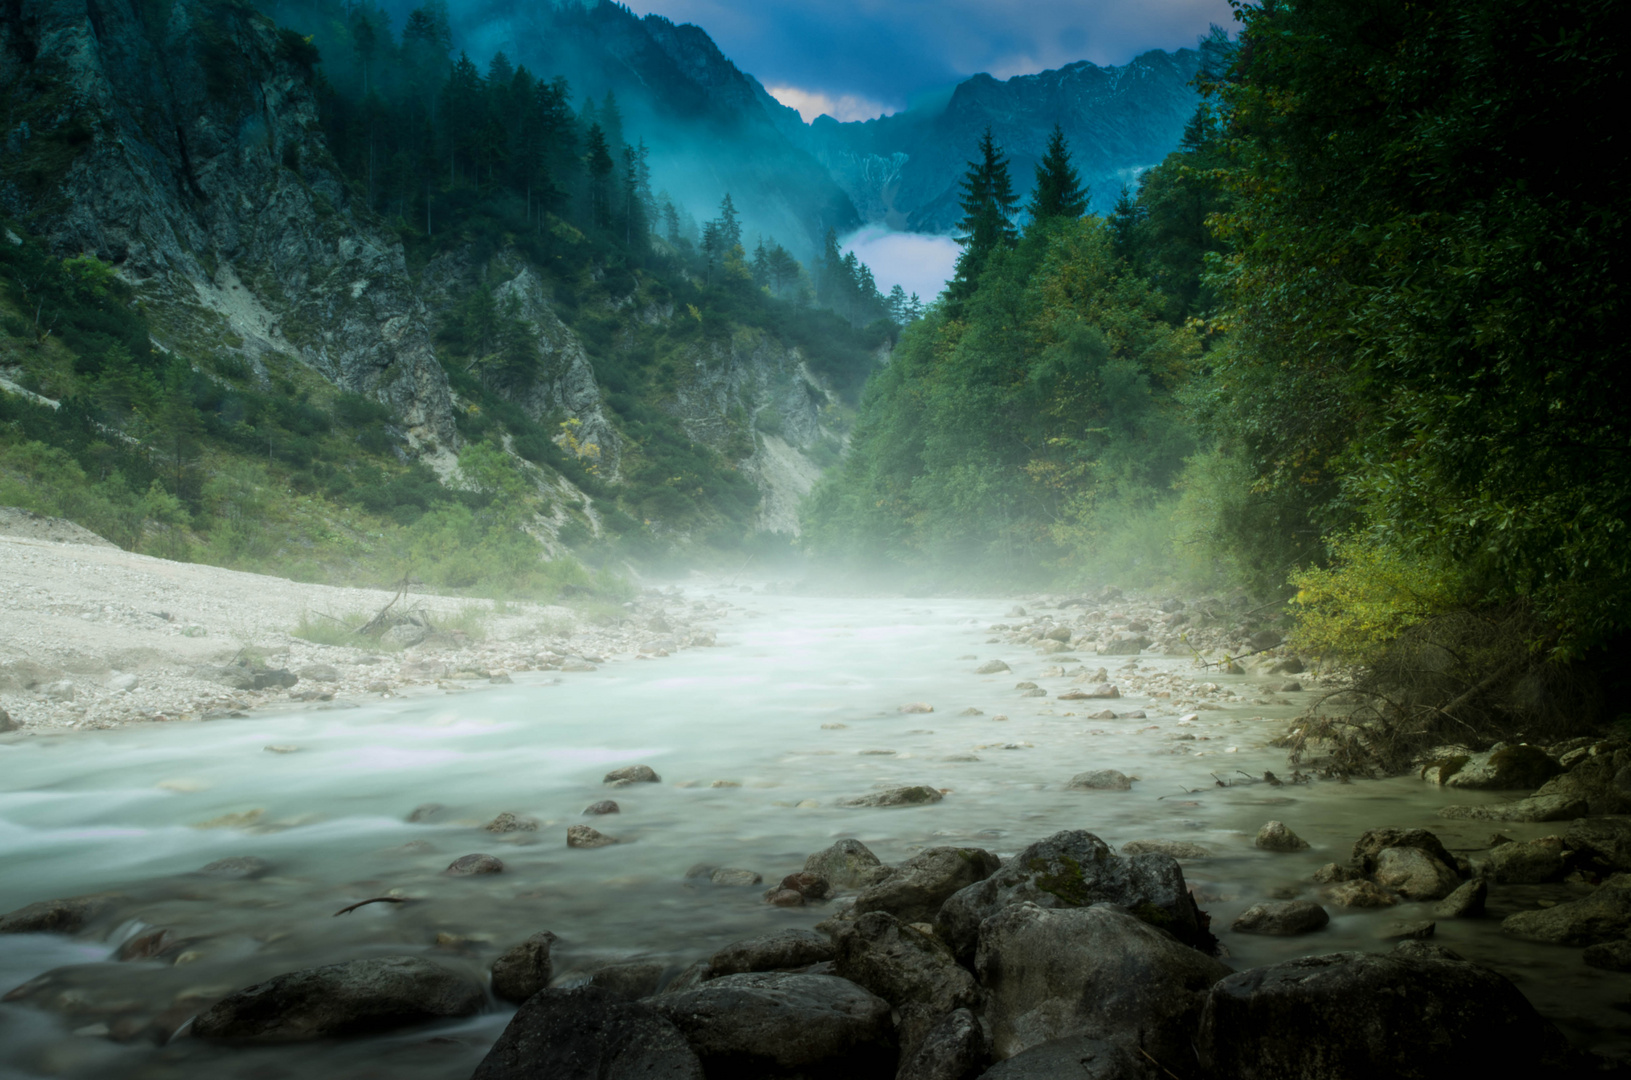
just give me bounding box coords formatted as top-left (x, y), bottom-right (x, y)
top-left (1311, 863), bottom-right (1362, 884)
top-left (567, 825), bottom-right (617, 849)
top-left (775, 871), bottom-right (832, 900)
top-left (446, 854), bottom-right (504, 876)
top-left (485, 812), bottom-right (539, 834)
top-left (190, 956), bottom-right (484, 1042)
top-left (896, 1008), bottom-right (989, 1080)
top-left (978, 1035), bottom-right (1147, 1079)
top-left (839, 786), bottom-right (943, 808)
top-left (1437, 794), bottom-right (1588, 822)
top-left (1432, 879), bottom-right (1488, 919)
top-left (650, 972), bottom-right (895, 1080)
top-left (833, 912), bottom-right (979, 1053)
top-left (584, 800), bottom-right (620, 816)
top-left (804, 838), bottom-right (884, 889)
top-left (0, 706), bottom-right (16, 733)
top-left (1350, 828), bottom-right (1457, 876)
top-left (0, 895), bottom-right (118, 935)
top-left (1121, 840), bottom-right (1211, 859)
top-left (1068, 770), bottom-right (1133, 791)
top-left (473, 984), bottom-right (702, 1080)
top-left (854, 846), bottom-right (1000, 924)
top-left (1322, 881), bottom-right (1397, 908)
top-left (1502, 874), bottom-right (1631, 945)
top-left (1195, 949), bottom-right (1569, 1078)
top-left (976, 903), bottom-right (1230, 1063)
top-left (708, 868), bottom-right (762, 886)
top-left (1565, 816), bottom-right (1631, 872)
top-left (1443, 744), bottom-right (1563, 790)
top-left (1487, 836), bottom-right (1568, 883)
top-left (1582, 939), bottom-right (1631, 972)
top-left (1532, 752), bottom-right (1631, 816)
top-left (604, 765), bottom-right (661, 784)
top-left (936, 831), bottom-right (1204, 963)
top-left (588, 960), bottom-right (671, 1000)
top-left (491, 931), bottom-right (558, 1004)
top-left (709, 929), bottom-right (835, 978)
top-left (1231, 900), bottom-right (1330, 936)
top-left (1376, 919), bottom-right (1436, 941)
top-left (1254, 821), bottom-right (1310, 852)
top-left (1372, 847), bottom-right (1461, 901)
top-left (975, 660), bottom-right (1011, 675)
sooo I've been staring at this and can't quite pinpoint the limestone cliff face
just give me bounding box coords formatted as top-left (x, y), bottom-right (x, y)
top-left (666, 330), bottom-right (841, 535)
top-left (0, 0), bottom-right (455, 444)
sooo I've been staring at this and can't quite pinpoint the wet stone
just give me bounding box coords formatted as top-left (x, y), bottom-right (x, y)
top-left (839, 785), bottom-right (943, 808)
top-left (584, 800), bottom-right (620, 816)
top-left (568, 825), bottom-right (617, 849)
top-left (491, 931), bottom-right (559, 1004)
top-left (604, 765), bottom-right (661, 785)
top-left (709, 868), bottom-right (763, 887)
top-left (407, 803), bottom-right (445, 823)
top-left (485, 812), bottom-right (539, 834)
top-left (1255, 821), bottom-right (1310, 852)
top-left (1232, 900), bottom-right (1330, 936)
top-left (1121, 839), bottom-right (1212, 859)
top-left (1433, 879), bottom-right (1488, 919)
top-left (1377, 920), bottom-right (1436, 941)
top-left (1068, 770), bottom-right (1132, 791)
top-left (1323, 880), bottom-right (1397, 908)
top-left (197, 856), bottom-right (272, 880)
top-left (446, 854), bottom-right (504, 875)
top-left (710, 929), bottom-right (836, 978)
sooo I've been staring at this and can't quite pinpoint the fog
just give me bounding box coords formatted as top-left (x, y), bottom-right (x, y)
top-left (841, 225), bottom-right (960, 304)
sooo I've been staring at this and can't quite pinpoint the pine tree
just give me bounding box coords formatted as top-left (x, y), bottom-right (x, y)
top-left (950, 128), bottom-right (1019, 301)
top-left (1110, 183), bottom-right (1145, 263)
top-left (584, 123), bottom-right (613, 228)
top-left (716, 194), bottom-right (742, 253)
top-left (1027, 124), bottom-right (1087, 224)
top-left (886, 284), bottom-right (907, 324)
top-left (751, 240), bottom-right (771, 288)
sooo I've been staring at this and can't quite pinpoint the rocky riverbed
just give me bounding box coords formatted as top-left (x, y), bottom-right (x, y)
top-left (2, 553), bottom-right (1630, 1079)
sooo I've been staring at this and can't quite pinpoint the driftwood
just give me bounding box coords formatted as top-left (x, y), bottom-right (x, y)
top-left (332, 897), bottom-right (408, 917)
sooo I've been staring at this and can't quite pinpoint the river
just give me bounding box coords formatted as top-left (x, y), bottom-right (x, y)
top-left (0, 588), bottom-right (1624, 1077)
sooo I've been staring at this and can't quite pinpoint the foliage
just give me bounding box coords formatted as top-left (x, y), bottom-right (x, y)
top-left (1288, 535), bottom-right (1470, 666)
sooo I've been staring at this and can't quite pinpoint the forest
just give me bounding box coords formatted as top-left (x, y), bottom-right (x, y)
top-left (808, 0), bottom-right (1627, 752)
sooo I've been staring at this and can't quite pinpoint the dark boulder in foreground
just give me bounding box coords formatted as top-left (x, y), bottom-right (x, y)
top-left (936, 831), bottom-right (1205, 962)
top-left (854, 846), bottom-right (999, 924)
top-left (896, 1008), bottom-right (989, 1080)
top-left (979, 1035), bottom-right (1148, 1079)
top-left (977, 902), bottom-right (1230, 1064)
top-left (490, 931), bottom-right (558, 1004)
top-left (709, 929), bottom-right (836, 977)
top-left (651, 971), bottom-right (895, 1079)
top-left (473, 984), bottom-right (702, 1080)
top-left (190, 955), bottom-right (483, 1042)
top-left (1195, 947), bottom-right (1570, 1078)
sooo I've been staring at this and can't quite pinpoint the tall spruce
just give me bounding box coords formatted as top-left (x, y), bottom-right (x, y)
top-left (1026, 125), bottom-right (1087, 223)
top-left (949, 128), bottom-right (1018, 302)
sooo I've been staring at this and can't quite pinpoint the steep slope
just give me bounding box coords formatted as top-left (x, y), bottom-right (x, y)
top-left (806, 49), bottom-right (1208, 229)
top-left (1, 0), bottom-right (455, 444)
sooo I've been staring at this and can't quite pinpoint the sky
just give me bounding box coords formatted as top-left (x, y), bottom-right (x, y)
top-left (640, 0), bottom-right (1234, 121)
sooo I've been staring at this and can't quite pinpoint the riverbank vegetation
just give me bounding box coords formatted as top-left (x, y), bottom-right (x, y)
top-left (808, 0), bottom-right (1628, 749)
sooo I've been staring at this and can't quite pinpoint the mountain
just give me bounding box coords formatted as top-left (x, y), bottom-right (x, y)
top-left (803, 49), bottom-right (1210, 231)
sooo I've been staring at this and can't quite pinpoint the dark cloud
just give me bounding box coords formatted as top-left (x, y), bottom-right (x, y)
top-left (641, 0), bottom-right (1234, 113)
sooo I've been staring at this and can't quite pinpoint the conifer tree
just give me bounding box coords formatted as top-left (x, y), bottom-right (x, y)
top-left (1027, 125), bottom-right (1087, 223)
top-left (949, 128), bottom-right (1018, 301)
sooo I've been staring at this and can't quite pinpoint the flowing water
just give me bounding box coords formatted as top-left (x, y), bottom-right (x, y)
top-left (1, 590), bottom-right (1625, 1077)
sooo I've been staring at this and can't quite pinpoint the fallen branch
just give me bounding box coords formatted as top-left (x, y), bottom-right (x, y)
top-left (333, 897), bottom-right (408, 917)
top-left (1138, 1046), bottom-right (1184, 1080)
top-left (356, 572), bottom-right (413, 638)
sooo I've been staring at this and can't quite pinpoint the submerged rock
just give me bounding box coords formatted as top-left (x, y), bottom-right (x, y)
top-left (196, 856), bottom-right (272, 880)
top-left (1438, 794), bottom-right (1587, 822)
top-left (446, 854), bottom-right (504, 876)
top-left (1195, 949), bottom-right (1569, 1078)
top-left (567, 825), bottom-right (617, 849)
top-left (1067, 770), bottom-right (1133, 791)
top-left (603, 765), bottom-right (661, 785)
top-left (975, 660), bottom-right (1011, 674)
top-left (1254, 821), bottom-right (1310, 852)
top-left (840, 786), bottom-right (943, 808)
top-left (977, 902), bottom-right (1230, 1062)
top-left (0, 895), bottom-right (120, 935)
top-left (191, 956), bottom-right (483, 1042)
top-left (1502, 874), bottom-right (1631, 945)
top-left (473, 984), bottom-right (702, 1080)
top-left (1121, 839), bottom-right (1211, 859)
top-left (1231, 900), bottom-right (1330, 936)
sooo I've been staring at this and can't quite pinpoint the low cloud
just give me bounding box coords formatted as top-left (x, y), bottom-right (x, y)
top-left (765, 85), bottom-right (894, 124)
top-left (842, 225), bottom-right (961, 306)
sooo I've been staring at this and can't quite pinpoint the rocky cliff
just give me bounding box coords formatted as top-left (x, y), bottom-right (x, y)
top-left (1, 0), bottom-right (456, 444)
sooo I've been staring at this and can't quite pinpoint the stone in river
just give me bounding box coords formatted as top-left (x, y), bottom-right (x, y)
top-left (1086, 710), bottom-right (1116, 720)
top-left (1323, 880), bottom-right (1397, 908)
top-left (1122, 839), bottom-right (1212, 859)
top-left (1438, 794), bottom-right (1587, 822)
top-left (485, 812), bottom-right (539, 834)
top-left (1443, 743), bottom-right (1563, 790)
top-left (957, 708), bottom-right (984, 716)
top-left (1232, 900), bottom-right (1330, 936)
top-left (1376, 920), bottom-right (1436, 941)
top-left (1582, 939), bottom-right (1631, 972)
top-left (1372, 847), bottom-right (1461, 900)
top-left (473, 984), bottom-right (702, 1080)
top-left (1566, 816), bottom-right (1631, 872)
top-left (1488, 836), bottom-right (1568, 883)
top-left (191, 956), bottom-right (484, 1042)
top-left (0, 894), bottom-right (121, 935)
top-left (896, 1008), bottom-right (987, 1080)
top-left (709, 868), bottom-right (762, 886)
top-left (975, 660), bottom-right (1011, 674)
top-left (1501, 873), bottom-right (1631, 945)
top-left (766, 889), bottom-right (806, 907)
top-left (1195, 948), bottom-right (1570, 1078)
top-left (805, 838), bottom-right (885, 889)
top-left (839, 786), bottom-right (943, 808)
top-left (1255, 821), bottom-right (1310, 851)
top-left (197, 856), bottom-right (272, 880)
top-left (407, 803), bottom-right (445, 823)
top-left (1020, 688), bottom-right (1047, 697)
top-left (1014, 681), bottom-right (1038, 690)
top-left (584, 800), bottom-right (620, 815)
top-left (568, 825), bottom-right (618, 849)
top-left (1433, 879), bottom-right (1488, 919)
top-left (446, 854), bottom-right (504, 875)
top-left (777, 872), bottom-right (832, 900)
top-left (650, 972), bottom-right (894, 1080)
top-left (1068, 770), bottom-right (1133, 791)
top-left (854, 847), bottom-right (1000, 924)
top-left (490, 931), bottom-right (559, 1004)
top-left (560, 660), bottom-right (598, 672)
top-left (710, 930), bottom-right (836, 977)
top-left (604, 764), bottom-right (661, 785)
top-left (899, 703), bottom-right (935, 714)
top-left (1350, 827), bottom-right (1457, 876)
top-left (1058, 683), bottom-right (1120, 701)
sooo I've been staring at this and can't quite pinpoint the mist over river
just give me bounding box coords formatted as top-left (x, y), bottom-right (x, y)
top-left (1, 588), bottom-right (1625, 1077)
